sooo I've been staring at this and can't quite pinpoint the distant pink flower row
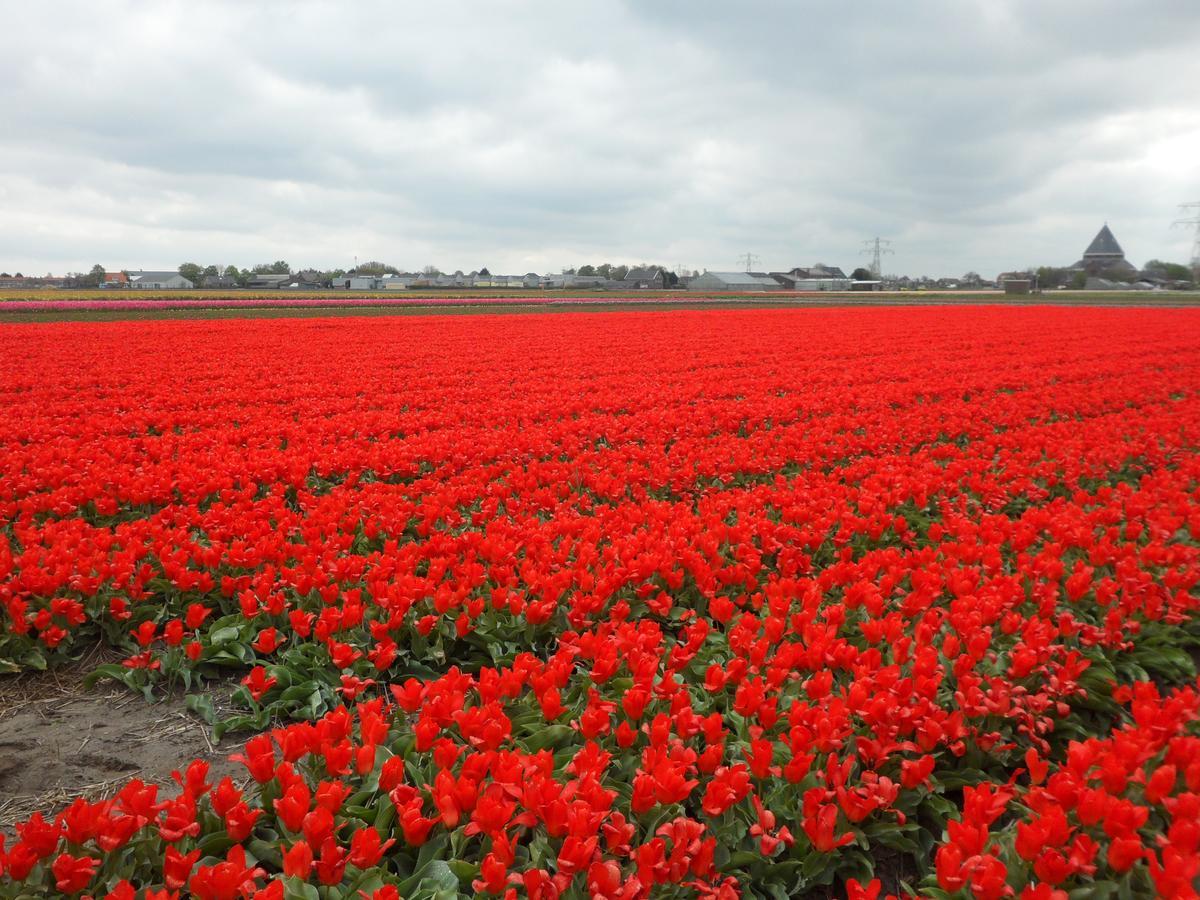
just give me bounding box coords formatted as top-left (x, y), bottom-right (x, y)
top-left (0, 294), bottom-right (731, 312)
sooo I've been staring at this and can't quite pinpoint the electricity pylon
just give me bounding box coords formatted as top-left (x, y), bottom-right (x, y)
top-left (860, 237), bottom-right (893, 278)
top-left (1173, 203), bottom-right (1200, 281)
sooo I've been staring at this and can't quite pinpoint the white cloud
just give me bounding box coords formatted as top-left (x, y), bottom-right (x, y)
top-left (2, 0), bottom-right (1199, 277)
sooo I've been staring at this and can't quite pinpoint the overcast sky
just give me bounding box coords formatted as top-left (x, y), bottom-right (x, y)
top-left (3, 0), bottom-right (1199, 278)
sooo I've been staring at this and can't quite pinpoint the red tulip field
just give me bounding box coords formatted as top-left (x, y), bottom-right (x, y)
top-left (1, 305), bottom-right (1200, 899)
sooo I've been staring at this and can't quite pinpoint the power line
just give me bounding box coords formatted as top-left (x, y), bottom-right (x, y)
top-left (1173, 202), bottom-right (1200, 279)
top-left (860, 237), bottom-right (894, 279)
top-left (738, 252), bottom-right (760, 273)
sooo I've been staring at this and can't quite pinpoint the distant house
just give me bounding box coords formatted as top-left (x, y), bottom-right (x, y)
top-left (242, 274), bottom-right (291, 289)
top-left (378, 274), bottom-right (416, 290)
top-left (687, 271), bottom-right (784, 292)
top-left (201, 275), bottom-right (238, 289)
top-left (281, 270), bottom-right (328, 290)
top-left (127, 270), bottom-right (194, 289)
top-left (432, 271), bottom-right (471, 288)
top-left (997, 271), bottom-right (1033, 287)
top-left (487, 275), bottom-right (523, 288)
top-left (1085, 277), bottom-right (1154, 291)
top-left (103, 271), bottom-right (128, 288)
top-left (481, 271), bottom-right (537, 288)
top-left (794, 265), bottom-right (848, 279)
top-left (622, 267), bottom-right (669, 289)
top-left (565, 274), bottom-right (607, 288)
top-left (1, 275), bottom-right (67, 289)
top-left (333, 275), bottom-right (381, 290)
top-left (774, 265), bottom-right (851, 290)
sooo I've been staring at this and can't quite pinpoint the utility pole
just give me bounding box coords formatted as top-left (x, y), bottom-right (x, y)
top-left (860, 237), bottom-right (894, 279)
top-left (739, 252), bottom-right (760, 273)
top-left (1173, 203), bottom-right (1200, 282)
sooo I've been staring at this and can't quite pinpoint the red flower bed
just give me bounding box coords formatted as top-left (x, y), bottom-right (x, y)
top-left (1, 307), bottom-right (1199, 898)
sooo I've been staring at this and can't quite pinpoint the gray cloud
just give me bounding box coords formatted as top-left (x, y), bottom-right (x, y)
top-left (2, 0), bottom-right (1199, 278)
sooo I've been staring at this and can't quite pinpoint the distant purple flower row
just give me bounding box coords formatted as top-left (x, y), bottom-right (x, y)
top-left (0, 294), bottom-right (714, 312)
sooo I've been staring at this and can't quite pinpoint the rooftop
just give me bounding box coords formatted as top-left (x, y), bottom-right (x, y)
top-left (702, 271), bottom-right (780, 286)
top-left (1083, 223), bottom-right (1125, 258)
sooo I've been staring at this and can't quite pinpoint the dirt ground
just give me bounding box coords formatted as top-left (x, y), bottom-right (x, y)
top-left (0, 647), bottom-right (246, 835)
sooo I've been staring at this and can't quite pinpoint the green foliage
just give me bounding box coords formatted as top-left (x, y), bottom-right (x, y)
top-left (83, 263), bottom-right (106, 288)
top-left (1142, 259), bottom-right (1194, 283)
top-left (1035, 266), bottom-right (1073, 288)
top-left (252, 261), bottom-right (292, 275)
top-left (354, 261), bottom-right (401, 276)
top-left (178, 262), bottom-right (204, 285)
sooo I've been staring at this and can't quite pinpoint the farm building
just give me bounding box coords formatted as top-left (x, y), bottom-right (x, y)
top-left (622, 267), bottom-right (670, 289)
top-left (243, 274), bottom-right (291, 289)
top-left (1085, 277), bottom-right (1155, 291)
top-left (773, 265), bottom-right (852, 290)
top-left (378, 275), bottom-right (417, 290)
top-left (792, 277), bottom-right (851, 290)
top-left (0, 275), bottom-right (66, 289)
top-left (770, 273), bottom-right (852, 290)
top-left (486, 274), bottom-right (537, 288)
top-left (687, 271), bottom-right (784, 291)
top-left (127, 270), bottom-right (194, 289)
top-left (334, 275), bottom-right (382, 290)
top-left (282, 271), bottom-right (329, 290)
top-left (569, 274), bottom-right (607, 288)
top-left (546, 274), bottom-right (606, 289)
top-left (793, 265), bottom-right (849, 280)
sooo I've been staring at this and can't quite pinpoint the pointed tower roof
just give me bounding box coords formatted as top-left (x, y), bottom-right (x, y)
top-left (1083, 223), bottom-right (1124, 258)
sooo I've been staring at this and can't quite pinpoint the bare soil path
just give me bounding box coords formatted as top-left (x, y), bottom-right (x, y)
top-left (0, 647), bottom-right (245, 835)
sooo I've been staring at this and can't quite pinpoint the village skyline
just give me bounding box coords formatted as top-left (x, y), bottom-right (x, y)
top-left (4, 221), bottom-right (1197, 293)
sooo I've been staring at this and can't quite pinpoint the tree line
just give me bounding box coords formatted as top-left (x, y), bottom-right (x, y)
top-left (51, 257), bottom-right (1197, 289)
top-left (1032, 260), bottom-right (1195, 289)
